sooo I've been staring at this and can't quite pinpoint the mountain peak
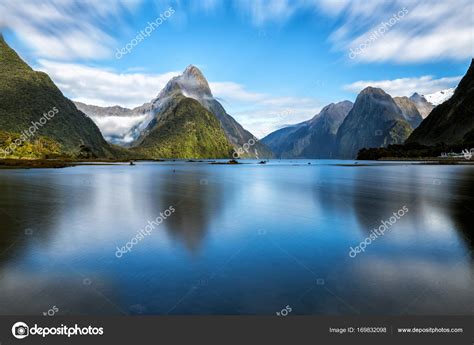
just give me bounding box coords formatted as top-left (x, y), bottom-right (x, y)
top-left (360, 86), bottom-right (387, 96)
top-left (183, 64), bottom-right (204, 77)
top-left (157, 64), bottom-right (212, 101)
top-left (180, 65), bottom-right (211, 95)
top-left (409, 92), bottom-right (427, 102)
top-left (0, 35), bottom-right (32, 73)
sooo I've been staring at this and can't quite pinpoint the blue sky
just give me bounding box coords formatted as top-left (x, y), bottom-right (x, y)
top-left (0, 0), bottom-right (472, 137)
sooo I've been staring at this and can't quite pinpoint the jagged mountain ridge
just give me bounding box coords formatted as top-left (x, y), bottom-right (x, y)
top-left (262, 101), bottom-right (353, 158)
top-left (409, 93), bottom-right (434, 118)
top-left (77, 65), bottom-right (272, 158)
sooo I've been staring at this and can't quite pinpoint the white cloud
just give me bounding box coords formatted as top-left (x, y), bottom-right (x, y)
top-left (343, 75), bottom-right (461, 97)
top-left (234, 0), bottom-right (300, 26)
top-left (209, 81), bottom-right (321, 137)
top-left (229, 0), bottom-right (474, 63)
top-left (0, 0), bottom-right (140, 59)
top-left (36, 60), bottom-right (180, 108)
top-left (327, 0), bottom-right (474, 63)
top-left (232, 103), bottom-right (322, 139)
top-left (1, 0), bottom-right (471, 63)
top-left (90, 114), bottom-right (150, 144)
top-left (210, 81), bottom-right (267, 102)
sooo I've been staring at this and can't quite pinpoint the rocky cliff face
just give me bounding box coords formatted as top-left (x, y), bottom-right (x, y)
top-left (335, 87), bottom-right (414, 159)
top-left (407, 59), bottom-right (474, 146)
top-left (393, 96), bottom-right (423, 128)
top-left (409, 93), bottom-right (434, 118)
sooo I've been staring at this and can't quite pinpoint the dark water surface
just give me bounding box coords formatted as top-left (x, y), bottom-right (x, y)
top-left (0, 160), bottom-right (473, 315)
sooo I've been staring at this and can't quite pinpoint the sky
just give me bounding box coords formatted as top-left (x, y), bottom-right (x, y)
top-left (0, 0), bottom-right (472, 138)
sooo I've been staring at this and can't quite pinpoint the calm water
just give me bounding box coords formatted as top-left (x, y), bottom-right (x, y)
top-left (0, 160), bottom-right (473, 315)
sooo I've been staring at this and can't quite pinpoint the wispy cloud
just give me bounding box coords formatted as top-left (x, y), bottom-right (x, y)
top-left (90, 114), bottom-right (151, 144)
top-left (0, 0), bottom-right (140, 60)
top-left (210, 81), bottom-right (267, 102)
top-left (324, 0), bottom-right (473, 63)
top-left (2, 0), bottom-right (470, 64)
top-left (343, 75), bottom-right (461, 97)
top-left (36, 60), bottom-right (180, 108)
top-left (230, 0), bottom-right (474, 63)
top-left (210, 81), bottom-right (321, 137)
top-left (233, 0), bottom-right (300, 26)
top-left (232, 101), bottom-right (322, 139)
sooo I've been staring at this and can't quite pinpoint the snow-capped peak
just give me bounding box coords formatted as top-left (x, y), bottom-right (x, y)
top-left (422, 88), bottom-right (455, 106)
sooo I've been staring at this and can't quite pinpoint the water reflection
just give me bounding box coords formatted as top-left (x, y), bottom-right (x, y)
top-left (449, 169), bottom-right (474, 253)
top-left (136, 167), bottom-right (225, 253)
top-left (0, 162), bottom-right (472, 315)
top-left (0, 173), bottom-right (66, 259)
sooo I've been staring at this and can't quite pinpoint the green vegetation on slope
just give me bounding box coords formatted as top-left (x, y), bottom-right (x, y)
top-left (0, 35), bottom-right (114, 158)
top-left (0, 130), bottom-right (62, 159)
top-left (133, 97), bottom-right (234, 159)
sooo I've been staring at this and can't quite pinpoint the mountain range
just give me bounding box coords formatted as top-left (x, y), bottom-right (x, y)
top-left (334, 87), bottom-right (422, 159)
top-left (77, 65), bottom-right (272, 158)
top-left (0, 33), bottom-right (469, 161)
top-left (0, 34), bottom-right (270, 160)
top-left (264, 87), bottom-right (425, 159)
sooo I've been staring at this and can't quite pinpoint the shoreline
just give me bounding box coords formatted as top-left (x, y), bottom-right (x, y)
top-left (1, 157), bottom-right (473, 169)
top-left (0, 158), bottom-right (150, 169)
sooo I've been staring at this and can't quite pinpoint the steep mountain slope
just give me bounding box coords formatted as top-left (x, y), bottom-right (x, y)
top-left (262, 101), bottom-right (353, 158)
top-left (133, 96), bottom-right (233, 158)
top-left (0, 35), bottom-right (114, 158)
top-left (335, 87), bottom-right (414, 159)
top-left (409, 93), bottom-right (434, 118)
top-left (406, 59), bottom-right (474, 146)
top-left (132, 65), bottom-right (272, 158)
top-left (261, 124), bottom-right (304, 158)
top-left (393, 96), bottom-right (423, 128)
